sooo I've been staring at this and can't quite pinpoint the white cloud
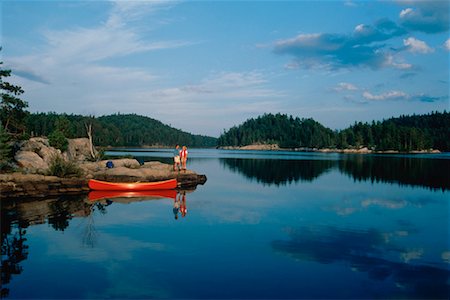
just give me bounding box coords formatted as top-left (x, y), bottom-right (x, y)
top-left (344, 1), bottom-right (358, 7)
top-left (353, 24), bottom-right (372, 35)
top-left (334, 82), bottom-right (358, 92)
top-left (362, 91), bottom-right (409, 101)
top-left (400, 7), bottom-right (414, 19)
top-left (403, 37), bottom-right (434, 53)
top-left (40, 20), bottom-right (189, 64)
top-left (392, 62), bottom-right (413, 70)
top-left (385, 55), bottom-right (413, 70)
top-left (444, 38), bottom-right (450, 51)
top-left (143, 71), bottom-right (283, 102)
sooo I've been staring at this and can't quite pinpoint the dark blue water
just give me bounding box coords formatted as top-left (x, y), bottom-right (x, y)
top-left (2, 150), bottom-right (449, 299)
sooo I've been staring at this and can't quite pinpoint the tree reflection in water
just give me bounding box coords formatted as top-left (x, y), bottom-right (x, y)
top-left (82, 202), bottom-right (109, 248)
top-left (221, 158), bottom-right (335, 186)
top-left (221, 155), bottom-right (449, 190)
top-left (1, 195), bottom-right (93, 296)
top-left (1, 189), bottom-right (188, 293)
top-left (1, 218), bottom-right (28, 298)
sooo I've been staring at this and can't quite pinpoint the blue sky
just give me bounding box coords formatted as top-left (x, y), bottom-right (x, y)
top-left (2, 0), bottom-right (449, 137)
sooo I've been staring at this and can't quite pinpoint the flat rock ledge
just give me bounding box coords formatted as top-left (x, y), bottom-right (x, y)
top-left (0, 160), bottom-right (207, 198)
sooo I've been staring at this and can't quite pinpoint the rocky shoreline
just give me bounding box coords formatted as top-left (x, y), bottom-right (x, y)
top-left (1, 138), bottom-right (207, 198)
top-left (219, 144), bottom-right (441, 154)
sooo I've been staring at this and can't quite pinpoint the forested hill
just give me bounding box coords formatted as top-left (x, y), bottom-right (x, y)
top-left (217, 113), bottom-right (335, 149)
top-left (25, 113), bottom-right (217, 147)
top-left (217, 112), bottom-right (450, 152)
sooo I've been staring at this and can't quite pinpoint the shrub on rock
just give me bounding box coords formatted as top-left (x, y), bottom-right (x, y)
top-left (47, 155), bottom-right (82, 178)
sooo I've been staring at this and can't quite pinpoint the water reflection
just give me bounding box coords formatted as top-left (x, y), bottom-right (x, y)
top-left (1, 216), bottom-right (28, 298)
top-left (1, 194), bottom-right (92, 297)
top-left (338, 155), bottom-right (450, 191)
top-left (272, 225), bottom-right (450, 299)
top-left (173, 191), bottom-right (188, 220)
top-left (221, 155), bottom-right (450, 190)
top-left (1, 190), bottom-right (191, 297)
top-left (221, 158), bottom-right (335, 185)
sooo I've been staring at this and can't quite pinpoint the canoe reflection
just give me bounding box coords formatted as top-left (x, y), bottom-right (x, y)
top-left (88, 189), bottom-right (190, 221)
top-left (88, 189), bottom-right (178, 202)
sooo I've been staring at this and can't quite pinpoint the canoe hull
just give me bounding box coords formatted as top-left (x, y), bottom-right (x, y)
top-left (88, 179), bottom-right (178, 191)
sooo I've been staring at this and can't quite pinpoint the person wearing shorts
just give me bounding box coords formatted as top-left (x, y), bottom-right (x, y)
top-left (173, 145), bottom-right (181, 171)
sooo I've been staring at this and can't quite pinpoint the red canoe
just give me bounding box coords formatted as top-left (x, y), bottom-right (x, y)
top-left (88, 178), bottom-right (178, 191)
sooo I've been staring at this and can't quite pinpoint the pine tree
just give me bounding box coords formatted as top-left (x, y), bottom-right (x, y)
top-left (0, 124), bottom-right (12, 169)
top-left (0, 52), bottom-right (29, 134)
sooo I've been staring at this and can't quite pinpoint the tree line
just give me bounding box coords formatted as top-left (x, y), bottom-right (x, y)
top-left (217, 112), bottom-right (450, 151)
top-left (25, 112), bottom-right (217, 148)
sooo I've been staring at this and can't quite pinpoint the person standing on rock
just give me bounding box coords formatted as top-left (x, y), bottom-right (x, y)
top-left (180, 146), bottom-right (188, 171)
top-left (173, 145), bottom-right (181, 171)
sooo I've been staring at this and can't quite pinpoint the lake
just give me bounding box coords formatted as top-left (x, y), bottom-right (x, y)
top-left (2, 149), bottom-right (449, 299)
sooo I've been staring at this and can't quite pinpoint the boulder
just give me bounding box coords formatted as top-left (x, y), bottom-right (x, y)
top-left (15, 151), bottom-right (49, 171)
top-left (15, 137), bottom-right (60, 171)
top-left (102, 158), bottom-right (140, 169)
top-left (67, 138), bottom-right (95, 161)
top-left (19, 137), bottom-right (50, 151)
top-left (38, 145), bottom-right (60, 164)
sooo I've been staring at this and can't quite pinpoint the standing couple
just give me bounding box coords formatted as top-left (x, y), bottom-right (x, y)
top-left (173, 144), bottom-right (188, 171)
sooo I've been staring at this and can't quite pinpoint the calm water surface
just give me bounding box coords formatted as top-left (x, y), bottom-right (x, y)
top-left (2, 149), bottom-right (449, 299)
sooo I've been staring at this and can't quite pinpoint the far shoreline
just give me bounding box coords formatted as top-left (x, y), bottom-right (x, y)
top-left (104, 144), bottom-right (444, 155)
top-left (218, 144), bottom-right (442, 154)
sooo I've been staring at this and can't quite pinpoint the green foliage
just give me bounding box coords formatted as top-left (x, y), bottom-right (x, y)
top-left (0, 54), bottom-right (29, 134)
top-left (0, 124), bottom-right (13, 170)
top-left (218, 111), bottom-right (450, 152)
top-left (48, 130), bottom-right (68, 152)
top-left (47, 155), bottom-right (82, 178)
top-left (26, 113), bottom-right (217, 147)
top-left (217, 113), bottom-right (336, 148)
top-left (54, 115), bottom-right (74, 137)
top-left (338, 112), bottom-right (449, 151)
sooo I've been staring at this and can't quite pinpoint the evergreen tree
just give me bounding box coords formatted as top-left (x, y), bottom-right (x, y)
top-left (0, 53), bottom-right (29, 134)
top-left (0, 124), bottom-right (12, 170)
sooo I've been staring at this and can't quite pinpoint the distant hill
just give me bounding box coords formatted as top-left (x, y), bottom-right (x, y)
top-left (25, 113), bottom-right (217, 147)
top-left (218, 111), bottom-right (450, 152)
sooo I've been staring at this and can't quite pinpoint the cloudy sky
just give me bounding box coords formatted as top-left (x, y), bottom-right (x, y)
top-left (2, 0), bottom-right (449, 137)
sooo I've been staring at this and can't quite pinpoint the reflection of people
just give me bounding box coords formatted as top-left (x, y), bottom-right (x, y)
top-left (180, 146), bottom-right (188, 171)
top-left (173, 194), bottom-right (181, 220)
top-left (173, 145), bottom-right (181, 171)
top-left (180, 191), bottom-right (187, 217)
